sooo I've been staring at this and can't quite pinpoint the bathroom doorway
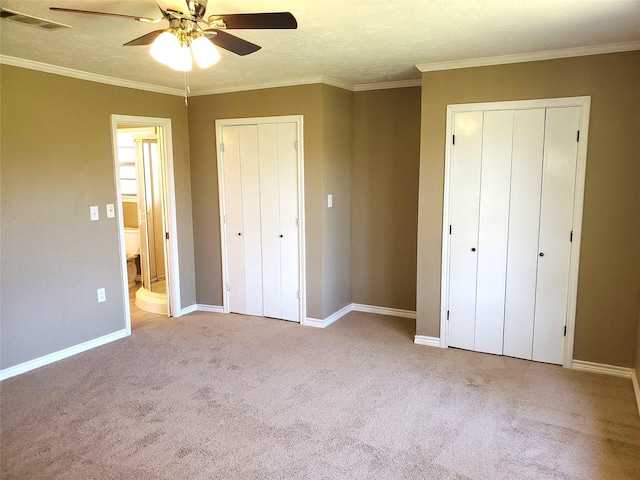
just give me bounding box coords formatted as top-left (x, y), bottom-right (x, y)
top-left (111, 115), bottom-right (181, 332)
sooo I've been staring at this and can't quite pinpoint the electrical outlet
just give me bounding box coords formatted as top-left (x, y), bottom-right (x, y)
top-left (328, 194), bottom-right (333, 208)
top-left (97, 288), bottom-right (106, 303)
top-left (106, 203), bottom-right (115, 218)
top-left (90, 205), bottom-right (99, 221)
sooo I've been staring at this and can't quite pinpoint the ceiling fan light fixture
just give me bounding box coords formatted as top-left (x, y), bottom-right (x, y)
top-left (149, 30), bottom-right (180, 65)
top-left (167, 44), bottom-right (193, 72)
top-left (191, 35), bottom-right (220, 69)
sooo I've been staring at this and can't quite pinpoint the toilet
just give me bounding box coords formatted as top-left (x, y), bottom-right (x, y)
top-left (124, 227), bottom-right (140, 288)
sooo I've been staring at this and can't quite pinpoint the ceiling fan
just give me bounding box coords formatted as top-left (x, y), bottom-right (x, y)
top-left (49, 0), bottom-right (297, 71)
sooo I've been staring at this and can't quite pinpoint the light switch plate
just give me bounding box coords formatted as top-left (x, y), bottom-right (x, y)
top-left (97, 288), bottom-right (106, 303)
top-left (90, 205), bottom-right (99, 221)
top-left (328, 194), bottom-right (333, 208)
top-left (106, 203), bottom-right (115, 218)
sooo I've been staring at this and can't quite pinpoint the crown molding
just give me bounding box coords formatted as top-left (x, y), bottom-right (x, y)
top-left (416, 41), bottom-right (640, 73)
top-left (0, 55), bottom-right (184, 96)
top-left (354, 79), bottom-right (421, 91)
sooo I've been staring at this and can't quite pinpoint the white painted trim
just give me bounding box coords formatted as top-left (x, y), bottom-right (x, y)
top-left (414, 335), bottom-right (442, 348)
top-left (351, 303), bottom-right (416, 319)
top-left (0, 329), bottom-right (128, 381)
top-left (0, 55), bottom-right (183, 96)
top-left (111, 115), bottom-right (182, 327)
top-left (178, 304), bottom-right (198, 316)
top-left (320, 76), bottom-right (355, 92)
top-left (571, 360), bottom-right (634, 378)
top-left (440, 97), bottom-right (591, 368)
top-left (354, 79), bottom-right (421, 92)
top-left (632, 370), bottom-right (640, 417)
top-left (304, 304), bottom-right (352, 328)
top-left (416, 41), bottom-right (640, 72)
top-left (196, 304), bottom-right (225, 314)
top-left (215, 115), bottom-right (306, 324)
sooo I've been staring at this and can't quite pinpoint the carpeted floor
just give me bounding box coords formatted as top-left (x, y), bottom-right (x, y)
top-left (1, 310), bottom-right (639, 479)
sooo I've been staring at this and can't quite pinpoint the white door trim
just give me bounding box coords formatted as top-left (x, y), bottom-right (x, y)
top-left (110, 114), bottom-right (182, 334)
top-left (215, 115), bottom-right (306, 323)
top-left (440, 96), bottom-right (591, 368)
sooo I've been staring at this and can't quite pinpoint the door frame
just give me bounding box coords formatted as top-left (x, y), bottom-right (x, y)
top-left (215, 115), bottom-right (306, 323)
top-left (110, 115), bottom-right (181, 333)
top-left (440, 96), bottom-right (591, 368)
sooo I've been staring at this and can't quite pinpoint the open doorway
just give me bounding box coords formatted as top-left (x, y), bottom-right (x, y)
top-left (110, 115), bottom-right (181, 332)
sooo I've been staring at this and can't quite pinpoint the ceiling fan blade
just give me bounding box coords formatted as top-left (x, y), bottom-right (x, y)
top-left (207, 12), bottom-right (297, 29)
top-left (204, 30), bottom-right (261, 56)
top-left (49, 7), bottom-right (160, 23)
top-left (123, 30), bottom-right (165, 47)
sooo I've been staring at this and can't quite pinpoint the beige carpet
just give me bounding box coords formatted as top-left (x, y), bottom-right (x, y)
top-left (2, 311), bottom-right (639, 479)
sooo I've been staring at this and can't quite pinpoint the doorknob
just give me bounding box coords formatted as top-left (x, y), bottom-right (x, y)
top-left (471, 248), bottom-right (476, 252)
top-left (238, 233), bottom-right (242, 236)
top-left (539, 252), bottom-right (544, 257)
top-left (280, 234), bottom-right (284, 238)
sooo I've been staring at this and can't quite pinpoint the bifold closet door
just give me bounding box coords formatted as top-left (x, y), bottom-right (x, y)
top-left (222, 122), bottom-right (300, 322)
top-left (447, 111), bottom-right (483, 351)
top-left (502, 109), bottom-right (546, 360)
top-left (532, 107), bottom-right (580, 364)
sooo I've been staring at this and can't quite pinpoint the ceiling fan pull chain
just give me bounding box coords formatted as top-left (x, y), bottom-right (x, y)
top-left (184, 71), bottom-right (191, 106)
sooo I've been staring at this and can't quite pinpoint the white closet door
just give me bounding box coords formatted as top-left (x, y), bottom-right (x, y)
top-left (474, 110), bottom-right (513, 354)
top-left (533, 107), bottom-right (580, 364)
top-left (448, 111), bottom-right (483, 350)
top-left (258, 124), bottom-right (282, 319)
top-left (222, 126), bottom-right (247, 315)
top-left (502, 109), bottom-right (546, 360)
top-left (239, 125), bottom-right (263, 317)
top-left (277, 123), bottom-right (300, 322)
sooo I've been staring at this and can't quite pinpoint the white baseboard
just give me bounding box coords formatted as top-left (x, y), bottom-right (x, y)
top-left (351, 303), bottom-right (417, 319)
top-left (304, 304), bottom-right (352, 328)
top-left (633, 370), bottom-right (640, 418)
top-left (0, 329), bottom-right (129, 381)
top-left (414, 335), bottom-right (442, 348)
top-left (571, 360), bottom-right (634, 378)
top-left (195, 304), bottom-right (225, 314)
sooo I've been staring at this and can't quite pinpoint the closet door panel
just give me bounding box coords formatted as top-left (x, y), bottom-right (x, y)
top-left (503, 109), bottom-right (545, 360)
top-left (258, 124), bottom-right (282, 319)
top-left (447, 111), bottom-right (483, 351)
top-left (474, 110), bottom-right (514, 355)
top-left (239, 125), bottom-right (264, 317)
top-left (533, 107), bottom-right (580, 364)
top-left (278, 123), bottom-right (300, 322)
top-left (222, 126), bottom-right (247, 314)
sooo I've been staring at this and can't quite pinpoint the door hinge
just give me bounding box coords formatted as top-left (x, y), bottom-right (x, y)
top-left (570, 230), bottom-right (573, 242)
top-left (576, 130), bottom-right (580, 142)
top-left (446, 310), bottom-right (450, 320)
top-left (227, 283), bottom-right (230, 292)
top-left (224, 215), bottom-right (227, 224)
top-left (452, 134), bottom-right (455, 145)
top-left (165, 232), bottom-right (169, 240)
top-left (564, 325), bottom-right (567, 336)
top-left (297, 291), bottom-right (300, 299)
top-left (220, 143), bottom-right (225, 152)
top-left (295, 140), bottom-right (299, 150)
top-left (449, 225), bottom-right (452, 235)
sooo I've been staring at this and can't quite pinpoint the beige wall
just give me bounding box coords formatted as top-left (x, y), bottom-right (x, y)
top-left (352, 88), bottom-right (421, 311)
top-left (0, 65), bottom-right (196, 369)
top-left (187, 85), bottom-right (325, 317)
top-left (321, 85), bottom-right (353, 317)
top-left (416, 51), bottom-right (640, 367)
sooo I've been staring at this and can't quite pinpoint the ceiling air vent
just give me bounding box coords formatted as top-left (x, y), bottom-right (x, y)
top-left (0, 8), bottom-right (70, 31)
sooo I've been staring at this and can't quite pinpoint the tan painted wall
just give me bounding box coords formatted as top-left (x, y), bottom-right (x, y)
top-left (187, 85), bottom-right (325, 317)
top-left (122, 202), bottom-right (138, 228)
top-left (321, 85), bottom-right (353, 318)
top-left (352, 88), bottom-right (421, 311)
top-left (416, 51), bottom-right (640, 367)
top-left (0, 65), bottom-right (196, 369)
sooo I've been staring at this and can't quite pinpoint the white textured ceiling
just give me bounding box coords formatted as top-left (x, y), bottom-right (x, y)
top-left (1, 0), bottom-right (639, 95)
